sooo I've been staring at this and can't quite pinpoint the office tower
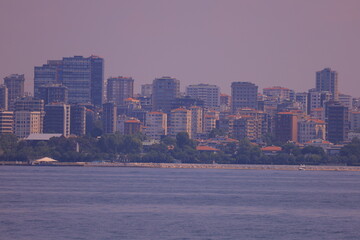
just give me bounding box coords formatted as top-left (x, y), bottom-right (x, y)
top-left (0, 85), bottom-right (8, 110)
top-left (124, 118), bottom-right (142, 135)
top-left (263, 86), bottom-right (292, 102)
top-left (297, 119), bottom-right (326, 143)
top-left (186, 84), bottom-right (220, 109)
top-left (145, 111), bottom-right (167, 140)
top-left (38, 84), bottom-right (68, 104)
top-left (70, 105), bottom-right (86, 136)
top-left (102, 102), bottom-right (117, 134)
top-left (275, 112), bottom-right (298, 143)
top-left (231, 82), bottom-right (258, 113)
top-left (89, 56), bottom-right (104, 106)
top-left (44, 103), bottom-right (71, 136)
top-left (34, 60), bottom-right (63, 97)
top-left (316, 68), bottom-right (338, 100)
top-left (141, 84), bottom-right (153, 97)
top-left (14, 111), bottom-right (42, 138)
top-left (325, 101), bottom-right (349, 143)
top-left (34, 55), bottom-right (104, 106)
top-left (0, 111), bottom-right (14, 134)
top-left (4, 74), bottom-right (25, 110)
top-left (152, 76), bottom-right (180, 113)
top-left (169, 108), bottom-right (192, 138)
top-left (308, 89), bottom-right (332, 114)
top-left (106, 77), bottom-right (134, 106)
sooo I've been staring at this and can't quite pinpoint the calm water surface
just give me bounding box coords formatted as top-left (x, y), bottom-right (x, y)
top-left (0, 166), bottom-right (360, 240)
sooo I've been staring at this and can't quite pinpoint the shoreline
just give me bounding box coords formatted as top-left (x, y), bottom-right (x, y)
top-left (1, 161), bottom-right (360, 171)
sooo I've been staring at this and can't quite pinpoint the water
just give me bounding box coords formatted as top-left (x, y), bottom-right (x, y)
top-left (0, 166), bottom-right (360, 240)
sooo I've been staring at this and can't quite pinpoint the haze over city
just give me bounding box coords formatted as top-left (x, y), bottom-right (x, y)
top-left (1, 0), bottom-right (360, 96)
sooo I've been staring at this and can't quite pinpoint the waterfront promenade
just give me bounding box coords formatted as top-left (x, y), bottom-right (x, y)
top-left (1, 161), bottom-right (360, 171)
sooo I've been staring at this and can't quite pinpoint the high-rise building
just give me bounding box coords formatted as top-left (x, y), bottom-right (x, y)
top-left (0, 85), bottom-right (8, 110)
top-left (325, 101), bottom-right (349, 143)
top-left (152, 76), bottom-right (180, 113)
top-left (34, 60), bottom-right (63, 98)
top-left (4, 74), bottom-right (25, 110)
top-left (141, 84), bottom-right (153, 97)
top-left (38, 84), bottom-right (68, 105)
top-left (231, 82), bottom-right (258, 113)
top-left (44, 103), bottom-right (71, 136)
top-left (295, 92), bottom-right (308, 114)
top-left (145, 111), bottom-right (167, 140)
top-left (102, 102), bottom-right (117, 134)
top-left (308, 89), bottom-right (332, 114)
top-left (34, 56), bottom-right (104, 106)
top-left (275, 112), bottom-right (298, 143)
top-left (106, 77), bottom-right (134, 106)
top-left (186, 84), bottom-right (220, 109)
top-left (316, 68), bottom-right (338, 100)
top-left (0, 111), bottom-right (14, 134)
top-left (169, 108), bottom-right (192, 138)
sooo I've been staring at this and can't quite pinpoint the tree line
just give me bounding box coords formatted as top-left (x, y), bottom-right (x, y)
top-left (1, 133), bottom-right (360, 166)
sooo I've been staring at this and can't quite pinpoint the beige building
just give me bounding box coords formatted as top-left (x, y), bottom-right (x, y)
top-left (14, 111), bottom-right (42, 138)
top-left (169, 108), bottom-right (192, 138)
top-left (0, 110), bottom-right (14, 134)
top-left (145, 111), bottom-right (167, 140)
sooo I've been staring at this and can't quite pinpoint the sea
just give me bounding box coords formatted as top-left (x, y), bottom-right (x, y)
top-left (0, 166), bottom-right (360, 240)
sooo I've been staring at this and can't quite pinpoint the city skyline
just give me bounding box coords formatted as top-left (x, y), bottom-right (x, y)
top-left (1, 0), bottom-right (360, 96)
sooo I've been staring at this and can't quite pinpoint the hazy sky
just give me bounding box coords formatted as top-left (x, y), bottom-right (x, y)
top-left (1, 0), bottom-right (360, 96)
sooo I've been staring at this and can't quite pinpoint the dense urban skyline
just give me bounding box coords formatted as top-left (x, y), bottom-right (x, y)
top-left (1, 0), bottom-right (360, 96)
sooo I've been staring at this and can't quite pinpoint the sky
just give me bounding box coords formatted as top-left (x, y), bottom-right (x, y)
top-left (1, 0), bottom-right (360, 96)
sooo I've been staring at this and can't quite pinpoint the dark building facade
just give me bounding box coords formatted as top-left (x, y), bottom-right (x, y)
top-left (325, 101), bottom-right (349, 143)
top-left (231, 82), bottom-right (258, 113)
top-left (152, 76), bottom-right (180, 113)
top-left (102, 102), bottom-right (117, 134)
top-left (316, 68), bottom-right (338, 100)
top-left (275, 112), bottom-right (298, 143)
top-left (4, 74), bottom-right (25, 110)
top-left (70, 105), bottom-right (86, 136)
top-left (38, 84), bottom-right (68, 105)
top-left (44, 103), bottom-right (71, 136)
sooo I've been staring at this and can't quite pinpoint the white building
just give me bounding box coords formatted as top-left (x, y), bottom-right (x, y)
top-left (186, 84), bottom-right (220, 109)
top-left (350, 111), bottom-right (360, 131)
top-left (145, 111), bottom-right (167, 140)
top-left (298, 118), bottom-right (326, 143)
